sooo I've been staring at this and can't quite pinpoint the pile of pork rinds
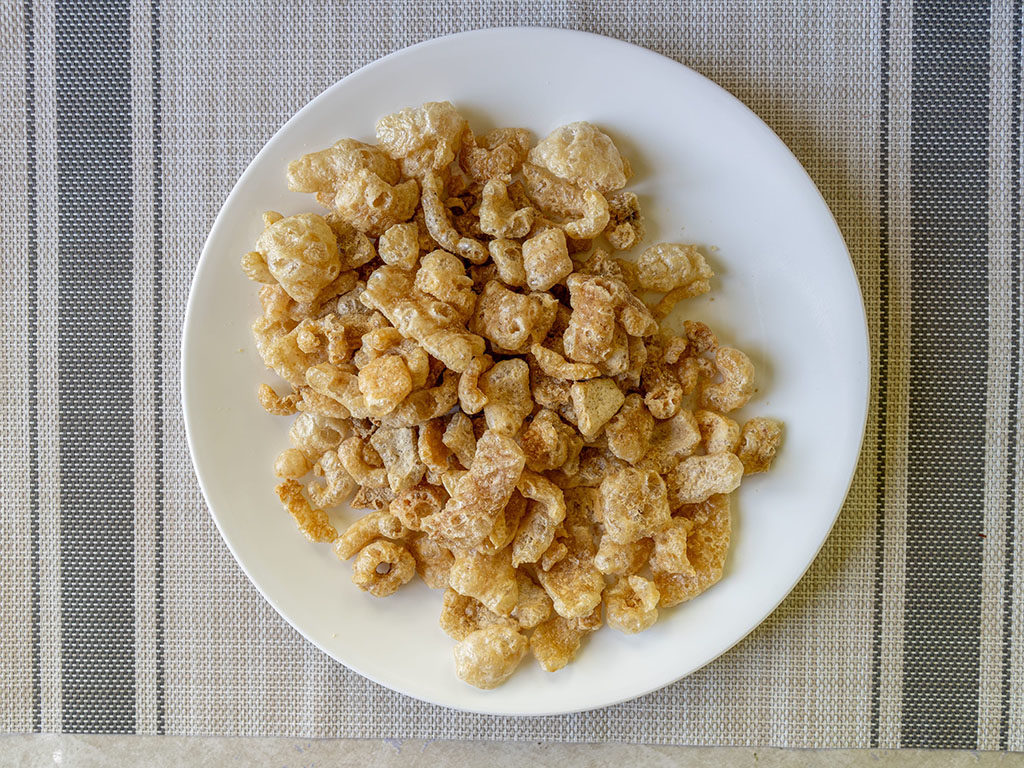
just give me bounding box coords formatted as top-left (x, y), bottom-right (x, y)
top-left (241, 101), bottom-right (783, 689)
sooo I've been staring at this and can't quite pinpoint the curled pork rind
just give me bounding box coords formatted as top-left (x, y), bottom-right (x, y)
top-left (249, 103), bottom-right (785, 688)
top-left (653, 494), bottom-right (731, 607)
top-left (453, 624), bottom-right (528, 689)
top-left (421, 171), bottom-right (488, 264)
top-left (479, 179), bottom-right (534, 239)
top-left (736, 417), bottom-right (783, 474)
top-left (351, 539), bottom-right (415, 597)
top-left (528, 121), bottom-right (629, 193)
top-left (440, 589), bottom-right (517, 641)
top-left (375, 101), bottom-right (468, 178)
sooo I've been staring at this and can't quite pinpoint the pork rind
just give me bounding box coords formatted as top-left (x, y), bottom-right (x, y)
top-left (700, 347), bottom-right (756, 413)
top-left (453, 624), bottom-right (528, 689)
top-left (420, 431), bottom-right (525, 549)
top-left (477, 359), bottom-right (534, 435)
top-left (257, 383), bottom-right (299, 416)
top-left (361, 264), bottom-right (485, 372)
top-left (407, 532), bottom-right (454, 588)
top-left (649, 517), bottom-right (695, 575)
top-left (457, 354), bottom-right (493, 415)
top-left (536, 545), bottom-right (605, 620)
top-left (637, 243), bottom-right (713, 305)
top-left (645, 409), bottom-right (702, 472)
top-left (378, 222), bottom-right (420, 271)
top-left (388, 482), bottom-right (447, 533)
top-left (414, 249), bottom-right (478, 321)
top-left (308, 449), bottom-right (357, 508)
top-left (376, 100), bottom-right (467, 177)
top-left (531, 343), bottom-right (600, 381)
top-left (562, 275), bottom-right (617, 363)
top-left (521, 162), bottom-right (611, 240)
top-left (440, 588), bottom-right (517, 641)
top-left (594, 535), bottom-right (653, 577)
top-left (603, 191), bottom-right (645, 250)
top-left (599, 467), bottom-right (670, 544)
top-left (442, 411), bottom-right (477, 468)
top-left (665, 452), bottom-right (744, 507)
top-left (459, 127), bottom-right (531, 181)
top-left (480, 490), bottom-right (527, 555)
top-left (530, 613), bottom-right (585, 672)
top-left (330, 169), bottom-right (419, 238)
top-left (288, 138), bottom-right (401, 193)
top-left (288, 411), bottom-right (348, 463)
top-left (654, 494), bottom-right (730, 607)
top-left (351, 539), bottom-right (415, 597)
top-left (604, 393), bottom-right (654, 464)
top-left (519, 408), bottom-right (582, 473)
top-left (511, 571), bottom-right (553, 629)
top-left (522, 228), bottom-right (573, 292)
top-left (274, 447), bottom-right (312, 479)
top-left (605, 575), bottom-right (660, 634)
top-left (641, 338), bottom-right (685, 420)
top-left (448, 547), bottom-right (519, 616)
top-left (421, 172), bottom-right (488, 264)
top-left (479, 178), bottom-right (534, 239)
top-left (736, 417), bottom-right (783, 474)
top-left (470, 280), bottom-right (558, 353)
top-left (695, 409), bottom-right (741, 455)
top-left (488, 238), bottom-right (528, 288)
top-left (253, 213), bottom-right (341, 303)
top-left (510, 471), bottom-right (567, 567)
top-left (569, 378), bottom-right (625, 440)
top-left (528, 121), bottom-right (629, 193)
top-left (275, 480), bottom-right (338, 543)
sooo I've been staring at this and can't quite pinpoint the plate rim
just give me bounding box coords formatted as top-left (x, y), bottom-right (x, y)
top-left (181, 25), bottom-right (871, 716)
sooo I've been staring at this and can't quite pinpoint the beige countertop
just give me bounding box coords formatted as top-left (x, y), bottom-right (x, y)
top-left (1, 736), bottom-right (1020, 767)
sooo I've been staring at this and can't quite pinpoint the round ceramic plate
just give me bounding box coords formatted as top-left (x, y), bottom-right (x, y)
top-left (182, 27), bottom-right (869, 715)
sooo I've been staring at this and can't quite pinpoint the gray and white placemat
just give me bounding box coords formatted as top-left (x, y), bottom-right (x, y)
top-left (1, 0), bottom-right (1021, 750)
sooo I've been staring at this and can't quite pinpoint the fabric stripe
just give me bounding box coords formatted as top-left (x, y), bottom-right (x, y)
top-left (23, 0), bottom-right (42, 734)
top-left (999, 0), bottom-right (1023, 749)
top-left (902, 0), bottom-right (990, 749)
top-left (34, 0), bottom-right (63, 732)
top-left (55, 0), bottom-right (136, 733)
top-left (128, 0), bottom-right (157, 734)
top-left (869, 0), bottom-right (892, 747)
top-left (151, 0), bottom-right (166, 734)
top-left (981, 0), bottom-right (1020, 748)
top-left (875, 0), bottom-right (913, 748)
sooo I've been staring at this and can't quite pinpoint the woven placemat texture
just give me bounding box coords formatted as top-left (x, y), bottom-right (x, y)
top-left (1, 0), bottom-right (1021, 749)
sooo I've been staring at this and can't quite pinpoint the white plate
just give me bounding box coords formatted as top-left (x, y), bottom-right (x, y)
top-left (182, 27), bottom-right (869, 716)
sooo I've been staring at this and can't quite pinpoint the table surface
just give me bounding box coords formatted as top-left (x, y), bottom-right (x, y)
top-left (2, 736), bottom-right (1023, 766)
top-left (1, 0), bottom-right (1022, 752)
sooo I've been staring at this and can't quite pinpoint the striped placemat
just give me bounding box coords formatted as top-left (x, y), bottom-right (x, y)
top-left (1, 0), bottom-right (1020, 749)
